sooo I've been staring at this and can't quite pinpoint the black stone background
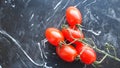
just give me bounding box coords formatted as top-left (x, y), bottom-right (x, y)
top-left (0, 0), bottom-right (120, 68)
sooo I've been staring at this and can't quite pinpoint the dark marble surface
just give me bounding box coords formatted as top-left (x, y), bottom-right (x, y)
top-left (0, 0), bottom-right (120, 68)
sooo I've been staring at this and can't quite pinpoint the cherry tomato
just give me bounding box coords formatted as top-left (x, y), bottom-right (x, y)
top-left (66, 6), bottom-right (82, 27)
top-left (62, 27), bottom-right (84, 43)
top-left (56, 45), bottom-right (78, 62)
top-left (45, 28), bottom-right (64, 46)
top-left (76, 44), bottom-right (96, 64)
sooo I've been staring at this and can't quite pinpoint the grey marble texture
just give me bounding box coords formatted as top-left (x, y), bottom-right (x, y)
top-left (0, 0), bottom-right (120, 68)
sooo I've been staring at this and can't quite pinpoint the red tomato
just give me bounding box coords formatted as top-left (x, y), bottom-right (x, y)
top-left (62, 27), bottom-right (84, 43)
top-left (45, 28), bottom-right (64, 46)
top-left (66, 6), bottom-right (82, 27)
top-left (76, 44), bottom-right (96, 64)
top-left (56, 45), bottom-right (78, 62)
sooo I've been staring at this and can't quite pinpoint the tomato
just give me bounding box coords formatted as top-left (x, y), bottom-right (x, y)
top-left (76, 44), bottom-right (96, 64)
top-left (45, 28), bottom-right (64, 46)
top-left (66, 6), bottom-right (82, 27)
top-left (56, 45), bottom-right (78, 62)
top-left (62, 27), bottom-right (84, 44)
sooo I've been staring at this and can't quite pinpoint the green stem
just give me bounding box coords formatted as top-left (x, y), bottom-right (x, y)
top-left (95, 47), bottom-right (120, 62)
top-left (106, 47), bottom-right (110, 53)
top-left (82, 38), bottom-right (120, 62)
top-left (78, 38), bottom-right (120, 62)
top-left (95, 54), bottom-right (107, 64)
top-left (67, 39), bottom-right (77, 45)
top-left (105, 43), bottom-right (117, 57)
top-left (63, 24), bottom-right (120, 63)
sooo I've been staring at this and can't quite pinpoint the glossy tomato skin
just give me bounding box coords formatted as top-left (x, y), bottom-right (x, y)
top-left (62, 27), bottom-right (84, 43)
top-left (66, 6), bottom-right (82, 27)
top-left (45, 28), bottom-right (64, 46)
top-left (56, 45), bottom-right (78, 62)
top-left (76, 44), bottom-right (96, 64)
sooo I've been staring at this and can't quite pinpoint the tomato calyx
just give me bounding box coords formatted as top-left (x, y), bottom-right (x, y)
top-left (61, 24), bottom-right (69, 29)
top-left (76, 24), bottom-right (83, 31)
top-left (75, 55), bottom-right (80, 61)
top-left (59, 41), bottom-right (66, 47)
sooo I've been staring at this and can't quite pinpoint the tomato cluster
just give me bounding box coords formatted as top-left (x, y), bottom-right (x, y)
top-left (45, 6), bottom-right (96, 65)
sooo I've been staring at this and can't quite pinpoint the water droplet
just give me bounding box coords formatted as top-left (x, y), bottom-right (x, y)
top-left (11, 4), bottom-right (15, 8)
top-left (0, 65), bottom-right (2, 68)
top-left (20, 14), bottom-right (23, 17)
top-left (31, 24), bottom-right (34, 27)
top-left (52, 53), bottom-right (56, 55)
top-left (5, 0), bottom-right (7, 3)
top-left (55, 64), bottom-right (57, 66)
